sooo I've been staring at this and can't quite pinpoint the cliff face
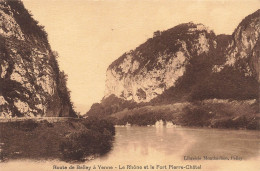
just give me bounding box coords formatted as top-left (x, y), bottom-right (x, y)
top-left (0, 0), bottom-right (75, 117)
top-left (213, 9), bottom-right (260, 81)
top-left (104, 10), bottom-right (259, 104)
top-left (105, 23), bottom-right (217, 102)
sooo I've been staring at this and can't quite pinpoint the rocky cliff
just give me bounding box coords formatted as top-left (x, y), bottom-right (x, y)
top-left (105, 23), bottom-right (217, 102)
top-left (0, 0), bottom-right (75, 117)
top-left (213, 10), bottom-right (260, 81)
top-left (104, 10), bottom-right (259, 103)
top-left (87, 9), bottom-right (259, 116)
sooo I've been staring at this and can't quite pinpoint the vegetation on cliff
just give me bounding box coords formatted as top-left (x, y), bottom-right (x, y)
top-left (87, 10), bottom-right (259, 130)
top-left (108, 99), bottom-right (259, 130)
top-left (0, 0), bottom-right (76, 117)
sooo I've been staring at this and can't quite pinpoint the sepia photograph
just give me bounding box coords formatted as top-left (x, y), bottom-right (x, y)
top-left (0, 0), bottom-right (259, 170)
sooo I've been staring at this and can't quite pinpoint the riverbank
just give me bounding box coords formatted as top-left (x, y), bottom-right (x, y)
top-left (108, 99), bottom-right (259, 130)
top-left (1, 126), bottom-right (259, 171)
top-left (0, 117), bottom-right (115, 162)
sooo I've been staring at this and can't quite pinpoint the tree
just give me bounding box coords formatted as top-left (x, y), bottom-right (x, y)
top-left (153, 30), bottom-right (161, 37)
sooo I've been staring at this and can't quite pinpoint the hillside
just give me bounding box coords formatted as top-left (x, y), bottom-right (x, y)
top-left (87, 10), bottom-right (259, 118)
top-left (0, 0), bottom-right (76, 117)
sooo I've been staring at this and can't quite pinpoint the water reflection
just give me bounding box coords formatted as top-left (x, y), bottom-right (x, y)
top-left (1, 126), bottom-right (259, 171)
top-left (92, 126), bottom-right (260, 170)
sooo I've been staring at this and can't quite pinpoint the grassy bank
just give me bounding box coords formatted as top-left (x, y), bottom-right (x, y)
top-left (0, 117), bottom-right (115, 162)
top-left (108, 99), bottom-right (259, 130)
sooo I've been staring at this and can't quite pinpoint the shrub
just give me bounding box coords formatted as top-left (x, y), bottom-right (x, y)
top-left (82, 117), bottom-right (115, 135)
top-left (59, 118), bottom-right (115, 161)
top-left (0, 118), bottom-right (115, 162)
top-left (39, 120), bottom-right (54, 127)
top-left (9, 119), bottom-right (39, 131)
top-left (246, 119), bottom-right (260, 130)
top-left (213, 117), bottom-right (249, 129)
top-left (180, 106), bottom-right (213, 127)
top-left (59, 129), bottom-right (113, 161)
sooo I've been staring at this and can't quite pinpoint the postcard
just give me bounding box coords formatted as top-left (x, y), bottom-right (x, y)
top-left (0, 0), bottom-right (259, 171)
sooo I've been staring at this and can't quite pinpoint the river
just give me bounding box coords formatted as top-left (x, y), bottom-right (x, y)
top-left (1, 126), bottom-right (260, 171)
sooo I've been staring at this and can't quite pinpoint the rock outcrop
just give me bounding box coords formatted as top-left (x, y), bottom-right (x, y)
top-left (104, 10), bottom-right (259, 103)
top-left (213, 9), bottom-right (260, 81)
top-left (105, 23), bottom-right (217, 102)
top-left (0, 0), bottom-right (75, 117)
top-left (87, 9), bottom-right (259, 117)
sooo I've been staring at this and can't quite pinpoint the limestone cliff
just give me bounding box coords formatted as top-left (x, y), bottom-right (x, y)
top-left (105, 9), bottom-right (259, 104)
top-left (0, 0), bottom-right (75, 117)
top-left (105, 23), bottom-right (217, 102)
top-left (213, 9), bottom-right (260, 81)
top-left (87, 10), bottom-right (259, 116)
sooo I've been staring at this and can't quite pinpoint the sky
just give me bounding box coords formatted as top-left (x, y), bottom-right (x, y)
top-left (22, 0), bottom-right (260, 114)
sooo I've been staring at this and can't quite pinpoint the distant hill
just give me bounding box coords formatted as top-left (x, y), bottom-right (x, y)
top-left (0, 0), bottom-right (76, 117)
top-left (87, 9), bottom-right (259, 117)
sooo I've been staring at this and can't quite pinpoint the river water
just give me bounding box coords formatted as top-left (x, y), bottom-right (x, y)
top-left (1, 126), bottom-right (260, 171)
